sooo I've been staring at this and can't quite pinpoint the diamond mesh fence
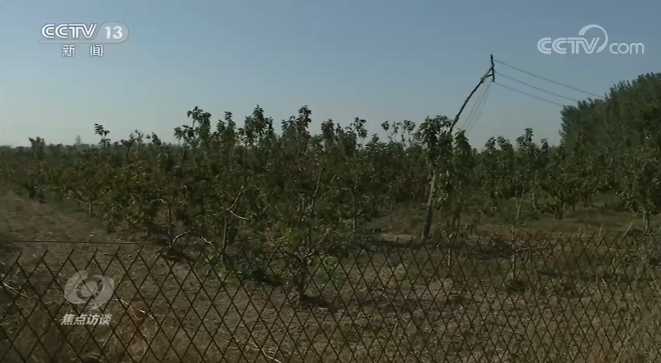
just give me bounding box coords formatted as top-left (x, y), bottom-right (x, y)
top-left (2, 232), bottom-right (661, 362)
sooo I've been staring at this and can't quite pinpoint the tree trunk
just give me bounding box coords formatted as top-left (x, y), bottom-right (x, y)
top-left (511, 190), bottom-right (525, 242)
top-left (166, 204), bottom-right (173, 244)
top-left (293, 259), bottom-right (308, 302)
top-left (643, 212), bottom-right (651, 234)
top-left (453, 198), bottom-right (463, 231)
top-left (352, 190), bottom-right (359, 243)
top-left (582, 193), bottom-right (591, 207)
top-left (422, 170), bottom-right (436, 242)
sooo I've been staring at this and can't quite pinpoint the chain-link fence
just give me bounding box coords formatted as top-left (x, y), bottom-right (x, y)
top-left (2, 232), bottom-right (661, 362)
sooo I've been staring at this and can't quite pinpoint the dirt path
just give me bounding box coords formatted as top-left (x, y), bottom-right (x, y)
top-left (0, 187), bottom-right (131, 245)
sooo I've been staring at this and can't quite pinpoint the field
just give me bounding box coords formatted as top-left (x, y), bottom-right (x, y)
top-left (1, 73), bottom-right (661, 362)
top-left (3, 187), bottom-right (661, 363)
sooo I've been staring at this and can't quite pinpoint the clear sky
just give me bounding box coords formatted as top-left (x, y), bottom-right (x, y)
top-left (1, 1), bottom-right (659, 147)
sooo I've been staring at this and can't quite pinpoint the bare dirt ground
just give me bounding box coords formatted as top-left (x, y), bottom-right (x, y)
top-left (2, 187), bottom-right (661, 363)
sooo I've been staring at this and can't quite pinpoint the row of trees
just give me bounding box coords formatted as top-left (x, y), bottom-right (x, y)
top-left (559, 73), bottom-right (661, 231)
top-left (0, 72), bottom-right (659, 297)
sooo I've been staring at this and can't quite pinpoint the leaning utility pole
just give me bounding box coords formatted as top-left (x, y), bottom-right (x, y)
top-left (421, 55), bottom-right (495, 243)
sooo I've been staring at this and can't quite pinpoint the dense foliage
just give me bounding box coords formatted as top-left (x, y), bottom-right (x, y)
top-left (1, 72), bottom-right (660, 297)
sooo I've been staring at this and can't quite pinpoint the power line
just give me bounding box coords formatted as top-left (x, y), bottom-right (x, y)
top-left (494, 59), bottom-right (604, 99)
top-left (496, 71), bottom-right (581, 103)
top-left (464, 84), bottom-right (487, 132)
top-left (494, 81), bottom-right (566, 107)
top-left (465, 80), bottom-right (492, 135)
top-left (467, 80), bottom-right (492, 135)
top-left (451, 58), bottom-right (494, 132)
top-left (461, 78), bottom-right (489, 132)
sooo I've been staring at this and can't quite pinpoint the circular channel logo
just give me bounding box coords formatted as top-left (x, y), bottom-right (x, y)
top-left (63, 270), bottom-right (115, 309)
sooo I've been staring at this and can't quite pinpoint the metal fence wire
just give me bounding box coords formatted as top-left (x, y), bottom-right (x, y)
top-left (2, 232), bottom-right (661, 363)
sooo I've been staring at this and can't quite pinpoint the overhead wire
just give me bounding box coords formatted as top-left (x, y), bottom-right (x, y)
top-left (458, 57), bottom-right (592, 135)
top-left (466, 79), bottom-right (492, 135)
top-left (460, 77), bottom-right (489, 133)
top-left (493, 81), bottom-right (566, 107)
top-left (494, 59), bottom-right (604, 99)
top-left (462, 87), bottom-right (484, 133)
top-left (464, 78), bottom-right (492, 135)
top-left (489, 57), bottom-right (619, 146)
top-left (497, 60), bottom-right (623, 148)
top-left (496, 71), bottom-right (581, 103)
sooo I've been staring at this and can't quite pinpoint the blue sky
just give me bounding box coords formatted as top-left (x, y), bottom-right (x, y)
top-left (1, 1), bottom-right (658, 147)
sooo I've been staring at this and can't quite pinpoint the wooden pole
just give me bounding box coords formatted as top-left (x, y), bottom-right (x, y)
top-left (422, 56), bottom-right (495, 243)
